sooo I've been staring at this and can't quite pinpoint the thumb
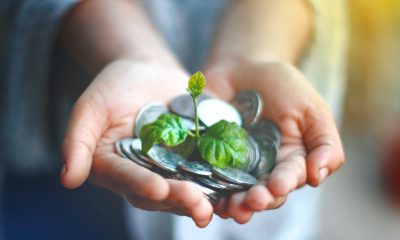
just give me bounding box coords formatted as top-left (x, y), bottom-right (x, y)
top-left (303, 112), bottom-right (344, 187)
top-left (60, 94), bottom-right (108, 189)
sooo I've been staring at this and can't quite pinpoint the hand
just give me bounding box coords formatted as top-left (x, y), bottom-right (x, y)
top-left (204, 59), bottom-right (344, 223)
top-left (60, 60), bottom-right (214, 227)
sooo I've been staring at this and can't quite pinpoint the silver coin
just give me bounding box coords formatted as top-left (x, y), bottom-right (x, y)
top-left (129, 138), bottom-right (154, 164)
top-left (231, 90), bottom-right (264, 127)
top-left (129, 139), bottom-right (169, 171)
top-left (129, 138), bottom-right (143, 152)
top-left (146, 146), bottom-right (188, 173)
top-left (168, 174), bottom-right (220, 204)
top-left (178, 161), bottom-right (212, 177)
top-left (135, 103), bottom-right (169, 137)
top-left (119, 138), bottom-right (154, 169)
top-left (196, 176), bottom-right (246, 191)
top-left (171, 172), bottom-right (188, 181)
top-left (212, 167), bottom-right (257, 186)
top-left (170, 94), bottom-right (210, 119)
top-left (198, 99), bottom-right (242, 127)
top-left (245, 135), bottom-right (261, 173)
top-left (251, 141), bottom-right (278, 178)
top-left (247, 119), bottom-right (280, 177)
top-left (247, 119), bottom-right (281, 147)
top-left (194, 184), bottom-right (220, 205)
top-left (204, 193), bottom-right (219, 206)
top-left (130, 140), bottom-right (151, 162)
top-left (114, 140), bottom-right (128, 159)
top-left (195, 177), bottom-right (229, 190)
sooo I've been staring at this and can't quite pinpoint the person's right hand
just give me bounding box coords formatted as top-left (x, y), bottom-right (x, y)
top-left (60, 60), bottom-right (214, 227)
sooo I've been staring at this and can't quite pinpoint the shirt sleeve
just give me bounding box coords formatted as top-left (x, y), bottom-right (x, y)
top-left (0, 0), bottom-right (78, 173)
top-left (300, 0), bottom-right (350, 122)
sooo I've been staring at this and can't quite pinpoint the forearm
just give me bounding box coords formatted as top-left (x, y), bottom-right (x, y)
top-left (208, 0), bottom-right (313, 66)
top-left (59, 0), bottom-right (180, 74)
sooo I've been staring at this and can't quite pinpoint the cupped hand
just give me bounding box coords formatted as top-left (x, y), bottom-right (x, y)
top-left (204, 59), bottom-right (344, 223)
top-left (60, 60), bottom-right (213, 227)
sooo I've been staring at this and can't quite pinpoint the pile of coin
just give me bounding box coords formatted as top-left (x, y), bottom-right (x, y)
top-left (114, 90), bottom-right (280, 205)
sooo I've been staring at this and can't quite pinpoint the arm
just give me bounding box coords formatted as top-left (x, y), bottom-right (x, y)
top-left (59, 0), bottom-right (213, 227)
top-left (205, 0), bottom-right (344, 223)
top-left (208, 0), bottom-right (312, 65)
top-left (59, 0), bottom-right (180, 74)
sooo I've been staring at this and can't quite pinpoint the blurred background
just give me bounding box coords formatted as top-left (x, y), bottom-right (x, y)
top-left (317, 1), bottom-right (400, 239)
top-left (1, 0), bottom-right (400, 239)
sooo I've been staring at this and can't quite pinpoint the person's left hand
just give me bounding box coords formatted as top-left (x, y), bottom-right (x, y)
top-left (203, 58), bottom-right (345, 223)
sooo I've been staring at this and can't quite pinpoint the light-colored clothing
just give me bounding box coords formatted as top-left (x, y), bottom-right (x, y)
top-left (301, 0), bottom-right (349, 122)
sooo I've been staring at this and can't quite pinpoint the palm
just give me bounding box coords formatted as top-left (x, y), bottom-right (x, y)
top-left (205, 61), bottom-right (344, 222)
top-left (62, 60), bottom-right (214, 227)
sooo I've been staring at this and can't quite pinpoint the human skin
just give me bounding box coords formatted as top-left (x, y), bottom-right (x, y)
top-left (59, 0), bottom-right (344, 227)
top-left (59, 0), bottom-right (213, 227)
top-left (205, 0), bottom-right (344, 223)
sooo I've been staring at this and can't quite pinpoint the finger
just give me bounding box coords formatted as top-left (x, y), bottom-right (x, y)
top-left (168, 208), bottom-right (192, 217)
top-left (61, 94), bottom-right (108, 189)
top-left (124, 193), bottom-right (171, 211)
top-left (91, 147), bottom-right (170, 201)
top-left (189, 197), bottom-right (214, 228)
top-left (227, 192), bottom-right (254, 224)
top-left (302, 113), bottom-right (345, 186)
top-left (125, 194), bottom-right (192, 218)
top-left (150, 179), bottom-right (209, 220)
top-left (164, 179), bottom-right (204, 209)
top-left (268, 196), bottom-right (287, 209)
top-left (214, 197), bottom-right (229, 219)
top-left (267, 146), bottom-right (307, 196)
top-left (126, 180), bottom-right (213, 227)
top-left (243, 183), bottom-right (275, 211)
top-left (165, 180), bottom-right (213, 228)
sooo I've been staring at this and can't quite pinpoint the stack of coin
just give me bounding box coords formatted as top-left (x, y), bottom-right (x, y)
top-left (114, 90), bottom-right (280, 205)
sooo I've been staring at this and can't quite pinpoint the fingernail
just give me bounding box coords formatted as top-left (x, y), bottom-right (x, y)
top-left (319, 168), bottom-right (329, 184)
top-left (60, 164), bottom-right (67, 176)
top-left (195, 219), bottom-right (209, 228)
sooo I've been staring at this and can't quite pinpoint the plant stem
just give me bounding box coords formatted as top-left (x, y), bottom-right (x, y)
top-left (187, 131), bottom-right (196, 138)
top-left (192, 97), bottom-right (200, 138)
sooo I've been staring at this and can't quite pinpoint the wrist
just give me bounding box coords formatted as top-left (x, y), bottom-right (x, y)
top-left (205, 56), bottom-right (298, 84)
top-left (206, 54), bottom-right (296, 71)
top-left (207, 52), bottom-right (283, 68)
top-left (59, 0), bottom-right (182, 75)
top-left (94, 45), bottom-right (182, 78)
top-left (110, 54), bottom-right (182, 72)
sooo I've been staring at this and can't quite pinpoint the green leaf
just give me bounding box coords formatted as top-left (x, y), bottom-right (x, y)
top-left (187, 71), bottom-right (206, 98)
top-left (140, 114), bottom-right (189, 153)
top-left (198, 120), bottom-right (248, 168)
top-left (164, 136), bottom-right (197, 159)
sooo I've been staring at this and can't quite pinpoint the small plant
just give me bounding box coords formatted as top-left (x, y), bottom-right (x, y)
top-left (140, 71), bottom-right (248, 169)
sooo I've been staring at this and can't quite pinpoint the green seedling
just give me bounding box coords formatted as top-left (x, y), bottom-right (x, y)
top-left (140, 71), bottom-right (249, 168)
